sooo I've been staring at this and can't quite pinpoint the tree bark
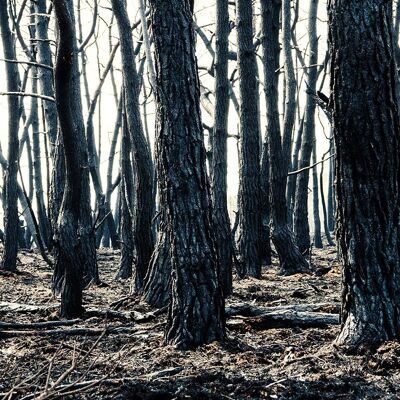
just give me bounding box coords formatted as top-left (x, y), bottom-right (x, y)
top-left (236, 0), bottom-right (262, 278)
top-left (149, 0), bottom-right (225, 349)
top-left (329, 0), bottom-right (400, 352)
top-left (0, 0), bottom-right (20, 272)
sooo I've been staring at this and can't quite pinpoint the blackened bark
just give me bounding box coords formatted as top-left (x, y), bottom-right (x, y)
top-left (53, 0), bottom-right (84, 318)
top-left (294, 0), bottom-right (319, 255)
top-left (111, 0), bottom-right (155, 294)
top-left (0, 1), bottom-right (20, 272)
top-left (261, 0), bottom-right (309, 275)
top-left (329, 0), bottom-right (400, 351)
top-left (211, 0), bottom-right (233, 295)
top-left (149, 0), bottom-right (225, 349)
top-left (236, 0), bottom-right (262, 278)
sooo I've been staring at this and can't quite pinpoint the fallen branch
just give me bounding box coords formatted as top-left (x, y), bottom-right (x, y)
top-left (228, 310), bottom-right (339, 330)
top-left (0, 319), bottom-right (80, 330)
top-left (225, 302), bottom-right (340, 317)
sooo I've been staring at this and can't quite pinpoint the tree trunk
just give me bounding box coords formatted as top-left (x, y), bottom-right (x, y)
top-left (236, 0), bottom-right (262, 278)
top-left (294, 0), bottom-right (319, 255)
top-left (111, 0), bottom-right (155, 294)
top-left (329, 0), bottom-right (400, 352)
top-left (261, 0), bottom-right (309, 275)
top-left (0, 1), bottom-right (20, 272)
top-left (52, 0), bottom-right (84, 318)
top-left (210, 0), bottom-right (233, 295)
top-left (149, 0), bottom-right (225, 349)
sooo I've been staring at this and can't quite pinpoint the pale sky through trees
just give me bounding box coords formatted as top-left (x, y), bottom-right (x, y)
top-left (0, 0), bottom-right (330, 224)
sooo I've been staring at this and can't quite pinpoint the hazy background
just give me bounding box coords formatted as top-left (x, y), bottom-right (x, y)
top-left (0, 0), bottom-right (331, 230)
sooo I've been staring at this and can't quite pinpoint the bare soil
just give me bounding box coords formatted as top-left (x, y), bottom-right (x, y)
top-left (0, 247), bottom-right (399, 399)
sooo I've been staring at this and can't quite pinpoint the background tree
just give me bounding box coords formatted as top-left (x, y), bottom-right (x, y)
top-left (236, 0), bottom-right (262, 278)
top-left (210, 0), bottom-right (233, 295)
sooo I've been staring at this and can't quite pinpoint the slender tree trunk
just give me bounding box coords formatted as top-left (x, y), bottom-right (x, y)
top-left (261, 0), bottom-right (308, 275)
top-left (320, 148), bottom-right (334, 246)
top-left (0, 1), bottom-right (20, 272)
top-left (111, 0), bottom-right (155, 294)
top-left (236, 0), bottom-right (262, 278)
top-left (149, 0), bottom-right (225, 349)
top-left (327, 138), bottom-right (335, 231)
top-left (312, 142), bottom-right (323, 248)
top-left (329, 0), bottom-right (400, 352)
top-left (294, 0), bottom-right (319, 255)
top-left (211, 0), bottom-right (233, 295)
top-left (52, 0), bottom-right (84, 318)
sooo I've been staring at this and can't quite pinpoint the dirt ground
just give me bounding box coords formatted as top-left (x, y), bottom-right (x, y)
top-left (0, 246), bottom-right (400, 399)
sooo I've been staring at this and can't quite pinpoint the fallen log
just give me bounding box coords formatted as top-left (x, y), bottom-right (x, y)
top-left (0, 326), bottom-right (137, 339)
top-left (0, 302), bottom-right (58, 313)
top-left (0, 319), bottom-right (80, 330)
top-left (227, 310), bottom-right (339, 330)
top-left (225, 302), bottom-right (340, 318)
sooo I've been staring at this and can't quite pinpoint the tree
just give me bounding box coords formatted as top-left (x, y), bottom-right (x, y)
top-left (294, 0), bottom-right (319, 255)
top-left (111, 0), bottom-right (155, 293)
top-left (0, 0), bottom-right (20, 272)
top-left (329, 0), bottom-right (400, 351)
top-left (260, 0), bottom-right (309, 275)
top-left (52, 0), bottom-right (84, 318)
top-left (149, 0), bottom-right (225, 349)
top-left (210, 0), bottom-right (233, 295)
top-left (236, 0), bottom-right (262, 278)
top-left (55, 0), bottom-right (98, 287)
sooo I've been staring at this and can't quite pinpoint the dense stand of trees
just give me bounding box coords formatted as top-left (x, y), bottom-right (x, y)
top-left (0, 0), bottom-right (399, 352)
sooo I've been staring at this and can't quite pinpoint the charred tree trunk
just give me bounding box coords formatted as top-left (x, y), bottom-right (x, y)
top-left (329, 0), bottom-right (400, 351)
top-left (0, 1), bottom-right (20, 272)
top-left (236, 0), bottom-right (262, 278)
top-left (261, 0), bottom-right (309, 275)
top-left (52, 0), bottom-right (84, 318)
top-left (294, 0), bottom-right (319, 255)
top-left (111, 0), bottom-right (155, 294)
top-left (210, 0), bottom-right (233, 295)
top-left (149, 0), bottom-right (225, 349)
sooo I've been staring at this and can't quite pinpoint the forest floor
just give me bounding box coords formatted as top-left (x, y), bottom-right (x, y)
top-left (0, 246), bottom-right (400, 399)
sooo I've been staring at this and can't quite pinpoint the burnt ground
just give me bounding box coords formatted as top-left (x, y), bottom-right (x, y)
top-left (0, 247), bottom-right (400, 399)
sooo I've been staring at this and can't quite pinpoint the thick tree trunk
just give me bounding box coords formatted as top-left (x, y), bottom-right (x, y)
top-left (0, 1), bottom-right (20, 272)
top-left (52, 0), bottom-right (84, 318)
top-left (329, 0), bottom-right (400, 352)
top-left (261, 0), bottom-right (309, 275)
top-left (294, 0), bottom-right (319, 255)
top-left (236, 0), bottom-right (262, 278)
top-left (111, 0), bottom-right (155, 294)
top-left (210, 0), bottom-right (233, 295)
top-left (149, 0), bottom-right (225, 349)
